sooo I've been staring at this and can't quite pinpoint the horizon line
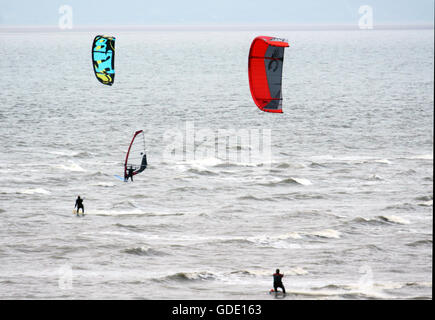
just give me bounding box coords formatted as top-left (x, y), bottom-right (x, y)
top-left (0, 23), bottom-right (433, 33)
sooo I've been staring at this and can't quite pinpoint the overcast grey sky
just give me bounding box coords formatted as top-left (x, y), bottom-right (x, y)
top-left (0, 0), bottom-right (433, 26)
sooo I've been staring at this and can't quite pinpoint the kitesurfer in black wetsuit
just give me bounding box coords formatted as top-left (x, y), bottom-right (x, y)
top-left (273, 269), bottom-right (286, 294)
top-left (125, 166), bottom-right (134, 182)
top-left (75, 196), bottom-right (84, 216)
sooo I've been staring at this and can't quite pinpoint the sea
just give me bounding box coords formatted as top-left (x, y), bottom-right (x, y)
top-left (0, 27), bottom-right (433, 300)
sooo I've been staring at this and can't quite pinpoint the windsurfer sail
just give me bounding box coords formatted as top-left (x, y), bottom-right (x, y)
top-left (92, 35), bottom-right (115, 85)
top-left (124, 130), bottom-right (147, 181)
top-left (248, 36), bottom-right (289, 113)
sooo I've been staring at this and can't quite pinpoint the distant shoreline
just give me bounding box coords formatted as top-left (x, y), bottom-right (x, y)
top-left (0, 23), bottom-right (433, 33)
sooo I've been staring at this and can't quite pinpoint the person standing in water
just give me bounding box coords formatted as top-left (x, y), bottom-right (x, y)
top-left (273, 269), bottom-right (286, 294)
top-left (125, 166), bottom-right (134, 182)
top-left (74, 196), bottom-right (84, 216)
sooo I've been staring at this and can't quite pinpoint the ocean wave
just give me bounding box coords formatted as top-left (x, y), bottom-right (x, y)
top-left (350, 217), bottom-right (390, 226)
top-left (86, 209), bottom-right (143, 216)
top-left (201, 230), bottom-right (334, 248)
top-left (17, 188), bottom-right (51, 195)
top-left (312, 284), bottom-right (353, 291)
top-left (309, 155), bottom-right (393, 165)
top-left (47, 150), bottom-right (93, 158)
top-left (308, 280), bottom-right (432, 299)
top-left (378, 215), bottom-right (410, 225)
top-left (418, 200), bottom-right (432, 207)
top-left (383, 203), bottom-right (415, 211)
top-left (0, 178), bottom-right (46, 186)
top-left (86, 171), bottom-right (110, 178)
top-left (343, 244), bottom-right (384, 254)
top-left (189, 157), bottom-right (223, 167)
top-left (159, 271), bottom-right (216, 283)
top-left (286, 267), bottom-right (309, 275)
top-left (351, 217), bottom-right (374, 223)
top-left (88, 208), bottom-right (184, 217)
top-left (251, 232), bottom-right (303, 242)
top-left (73, 151), bottom-right (93, 158)
top-left (187, 168), bottom-right (218, 176)
top-left (292, 193), bottom-right (324, 200)
top-left (289, 177), bottom-right (312, 186)
top-left (415, 195), bottom-right (432, 201)
top-left (263, 177), bottom-right (313, 187)
top-left (404, 281), bottom-right (432, 288)
top-left (309, 283), bottom-right (391, 299)
top-left (158, 267), bottom-right (310, 285)
top-left (123, 246), bottom-right (168, 256)
top-left (406, 154), bottom-right (433, 160)
top-left (114, 223), bottom-right (141, 231)
top-left (309, 162), bottom-right (327, 168)
top-left (214, 161), bottom-right (260, 168)
top-left (208, 237), bottom-right (254, 246)
top-left (237, 195), bottom-right (275, 202)
top-left (394, 169), bottom-right (417, 176)
top-left (172, 157), bottom-right (268, 171)
top-left (169, 186), bottom-right (203, 193)
top-left (231, 267), bottom-right (308, 277)
top-left (373, 159), bottom-right (392, 164)
top-left (308, 229), bottom-right (341, 239)
top-left (48, 150), bottom-right (81, 157)
top-left (406, 239), bottom-right (432, 247)
top-left (91, 181), bottom-right (115, 187)
top-left (112, 200), bottom-right (139, 209)
top-left (276, 162), bottom-right (291, 169)
top-left (224, 232), bottom-right (305, 249)
top-left (230, 269), bottom-right (271, 277)
top-left (201, 232), bottom-right (304, 248)
top-left (144, 212), bottom-right (185, 217)
top-left (367, 174), bottom-right (383, 181)
top-left (217, 159), bottom-right (268, 168)
top-left (57, 162), bottom-right (86, 172)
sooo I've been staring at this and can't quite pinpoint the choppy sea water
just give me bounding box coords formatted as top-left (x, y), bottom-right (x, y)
top-left (0, 28), bottom-right (432, 299)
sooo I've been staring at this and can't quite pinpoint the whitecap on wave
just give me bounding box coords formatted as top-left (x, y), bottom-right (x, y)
top-left (57, 162), bottom-right (86, 172)
top-left (91, 181), bottom-right (115, 187)
top-left (378, 215), bottom-right (410, 225)
top-left (308, 229), bottom-right (341, 239)
top-left (18, 188), bottom-right (51, 195)
top-left (418, 200), bottom-right (432, 207)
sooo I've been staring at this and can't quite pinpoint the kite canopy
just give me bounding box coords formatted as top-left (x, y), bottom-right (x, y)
top-left (248, 36), bottom-right (289, 113)
top-left (92, 35), bottom-right (115, 85)
top-left (124, 130), bottom-right (147, 178)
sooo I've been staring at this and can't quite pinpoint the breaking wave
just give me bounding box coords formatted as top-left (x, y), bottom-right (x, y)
top-left (17, 188), bottom-right (51, 195)
top-left (262, 177), bottom-right (313, 186)
top-left (378, 215), bottom-right (410, 225)
top-left (159, 271), bottom-right (216, 283)
top-left (308, 229), bottom-right (341, 239)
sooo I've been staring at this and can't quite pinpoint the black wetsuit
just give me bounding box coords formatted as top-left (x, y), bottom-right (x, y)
top-left (127, 168), bottom-right (134, 182)
top-left (273, 273), bottom-right (285, 293)
top-left (75, 197), bottom-right (84, 214)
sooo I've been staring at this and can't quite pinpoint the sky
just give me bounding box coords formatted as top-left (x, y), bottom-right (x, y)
top-left (0, 0), bottom-right (433, 26)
